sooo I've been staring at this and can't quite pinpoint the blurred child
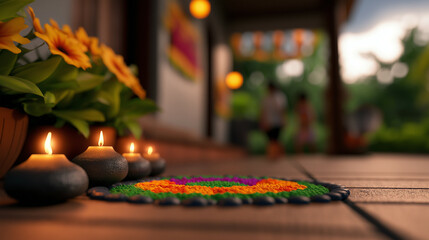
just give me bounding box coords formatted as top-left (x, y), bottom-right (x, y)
top-left (295, 92), bottom-right (316, 153)
top-left (260, 83), bottom-right (287, 159)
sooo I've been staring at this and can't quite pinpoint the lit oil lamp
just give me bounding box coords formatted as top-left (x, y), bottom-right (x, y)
top-left (143, 146), bottom-right (166, 176)
top-left (72, 131), bottom-right (128, 186)
top-left (4, 132), bottom-right (89, 204)
top-left (122, 142), bottom-right (151, 180)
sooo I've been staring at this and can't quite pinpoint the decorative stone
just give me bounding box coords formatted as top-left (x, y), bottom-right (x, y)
top-left (4, 154), bottom-right (88, 204)
top-left (253, 196), bottom-right (275, 206)
top-left (87, 187), bottom-right (110, 196)
top-left (127, 195), bottom-right (153, 204)
top-left (311, 195), bottom-right (331, 203)
top-left (72, 146), bottom-right (128, 186)
top-left (182, 197), bottom-right (208, 207)
top-left (207, 199), bottom-right (217, 206)
top-left (103, 193), bottom-right (127, 202)
top-left (288, 196), bottom-right (311, 204)
top-left (218, 197), bottom-right (242, 206)
top-left (275, 197), bottom-right (288, 204)
top-left (89, 191), bottom-right (106, 200)
top-left (241, 198), bottom-right (253, 205)
top-left (333, 190), bottom-right (349, 199)
top-left (326, 192), bottom-right (342, 200)
top-left (148, 158), bottom-right (166, 176)
top-left (157, 197), bottom-right (180, 206)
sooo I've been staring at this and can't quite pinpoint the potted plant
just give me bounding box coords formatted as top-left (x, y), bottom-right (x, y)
top-left (1, 1), bottom-right (158, 169)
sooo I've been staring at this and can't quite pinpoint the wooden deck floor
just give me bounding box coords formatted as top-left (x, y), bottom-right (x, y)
top-left (1, 154), bottom-right (428, 240)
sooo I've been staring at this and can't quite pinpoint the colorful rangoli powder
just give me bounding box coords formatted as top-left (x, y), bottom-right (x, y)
top-left (134, 178), bottom-right (307, 195)
top-left (90, 175), bottom-right (348, 205)
top-left (109, 176), bottom-right (331, 201)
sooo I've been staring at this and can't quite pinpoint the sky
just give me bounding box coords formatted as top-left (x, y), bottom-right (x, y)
top-left (339, 0), bottom-right (429, 84)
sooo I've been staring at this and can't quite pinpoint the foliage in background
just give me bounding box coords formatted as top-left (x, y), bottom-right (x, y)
top-left (230, 32), bottom-right (328, 154)
top-left (347, 28), bottom-right (429, 153)
top-left (0, 1), bottom-right (157, 138)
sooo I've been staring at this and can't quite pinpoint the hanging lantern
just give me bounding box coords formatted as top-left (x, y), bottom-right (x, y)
top-left (225, 71), bottom-right (243, 90)
top-left (190, 0), bottom-right (211, 19)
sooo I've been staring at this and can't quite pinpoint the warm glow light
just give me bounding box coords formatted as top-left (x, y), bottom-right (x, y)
top-left (44, 132), bottom-right (53, 155)
top-left (98, 131), bottom-right (104, 146)
top-left (190, 0), bottom-right (211, 19)
top-left (225, 71), bottom-right (243, 90)
top-left (130, 142), bottom-right (135, 153)
top-left (148, 146), bottom-right (153, 155)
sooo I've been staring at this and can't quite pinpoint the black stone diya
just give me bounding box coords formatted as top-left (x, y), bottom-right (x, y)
top-left (122, 152), bottom-right (151, 180)
top-left (143, 147), bottom-right (165, 176)
top-left (148, 158), bottom-right (166, 176)
top-left (4, 153), bottom-right (89, 204)
top-left (72, 146), bottom-right (128, 186)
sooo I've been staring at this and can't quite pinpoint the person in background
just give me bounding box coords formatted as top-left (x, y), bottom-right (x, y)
top-left (295, 92), bottom-right (316, 153)
top-left (260, 82), bottom-right (287, 159)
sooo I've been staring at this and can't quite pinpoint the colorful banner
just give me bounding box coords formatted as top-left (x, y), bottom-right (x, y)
top-left (164, 1), bottom-right (201, 81)
top-left (230, 29), bottom-right (323, 62)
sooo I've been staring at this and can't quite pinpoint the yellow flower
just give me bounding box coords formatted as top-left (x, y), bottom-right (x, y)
top-left (27, 7), bottom-right (44, 33)
top-left (101, 44), bottom-right (146, 99)
top-left (0, 17), bottom-right (30, 54)
top-left (35, 25), bottom-right (91, 69)
top-left (75, 27), bottom-right (101, 56)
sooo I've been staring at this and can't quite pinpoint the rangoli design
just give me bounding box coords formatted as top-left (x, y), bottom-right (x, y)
top-left (87, 176), bottom-right (350, 206)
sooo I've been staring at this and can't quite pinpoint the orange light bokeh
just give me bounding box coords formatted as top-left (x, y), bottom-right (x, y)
top-left (225, 71), bottom-right (243, 90)
top-left (189, 0), bottom-right (211, 19)
top-left (148, 146), bottom-right (153, 155)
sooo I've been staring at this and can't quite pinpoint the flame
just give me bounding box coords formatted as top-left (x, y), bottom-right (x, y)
top-left (148, 146), bottom-right (153, 155)
top-left (44, 132), bottom-right (53, 155)
top-left (130, 142), bottom-right (135, 153)
top-left (98, 131), bottom-right (104, 146)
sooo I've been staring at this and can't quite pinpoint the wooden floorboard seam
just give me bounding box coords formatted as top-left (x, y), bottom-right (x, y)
top-left (292, 159), bottom-right (408, 240)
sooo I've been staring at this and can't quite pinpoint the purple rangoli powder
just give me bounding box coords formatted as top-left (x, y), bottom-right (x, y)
top-left (169, 177), bottom-right (261, 186)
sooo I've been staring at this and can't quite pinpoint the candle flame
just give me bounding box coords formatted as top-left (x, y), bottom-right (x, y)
top-left (98, 131), bottom-right (104, 146)
top-left (44, 132), bottom-right (53, 155)
top-left (148, 146), bottom-right (153, 155)
top-left (130, 142), bottom-right (135, 153)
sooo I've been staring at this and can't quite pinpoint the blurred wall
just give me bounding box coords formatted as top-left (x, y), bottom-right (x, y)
top-left (29, 0), bottom-right (72, 26)
top-left (155, 0), bottom-right (208, 138)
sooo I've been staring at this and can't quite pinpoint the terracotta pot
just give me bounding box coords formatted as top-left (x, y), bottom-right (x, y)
top-left (0, 107), bottom-right (29, 179)
top-left (17, 126), bottom-right (117, 165)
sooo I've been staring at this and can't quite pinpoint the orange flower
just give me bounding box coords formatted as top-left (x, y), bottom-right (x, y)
top-left (101, 44), bottom-right (146, 99)
top-left (75, 27), bottom-right (101, 56)
top-left (0, 17), bottom-right (30, 54)
top-left (35, 25), bottom-right (91, 69)
top-left (27, 7), bottom-right (44, 33)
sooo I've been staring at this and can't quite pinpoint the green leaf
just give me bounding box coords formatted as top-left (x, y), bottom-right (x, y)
top-left (75, 72), bottom-right (105, 93)
top-left (0, 0), bottom-right (34, 21)
top-left (58, 116), bottom-right (89, 138)
top-left (22, 102), bottom-right (52, 116)
top-left (43, 91), bottom-right (56, 106)
top-left (97, 80), bottom-right (123, 119)
top-left (0, 75), bottom-right (43, 96)
top-left (0, 50), bottom-right (18, 75)
top-left (120, 98), bottom-right (158, 117)
top-left (48, 60), bottom-right (79, 82)
top-left (51, 89), bottom-right (71, 104)
top-left (41, 80), bottom-right (79, 91)
top-left (12, 56), bottom-right (62, 83)
top-left (122, 118), bottom-right (142, 139)
top-left (53, 109), bottom-right (105, 122)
